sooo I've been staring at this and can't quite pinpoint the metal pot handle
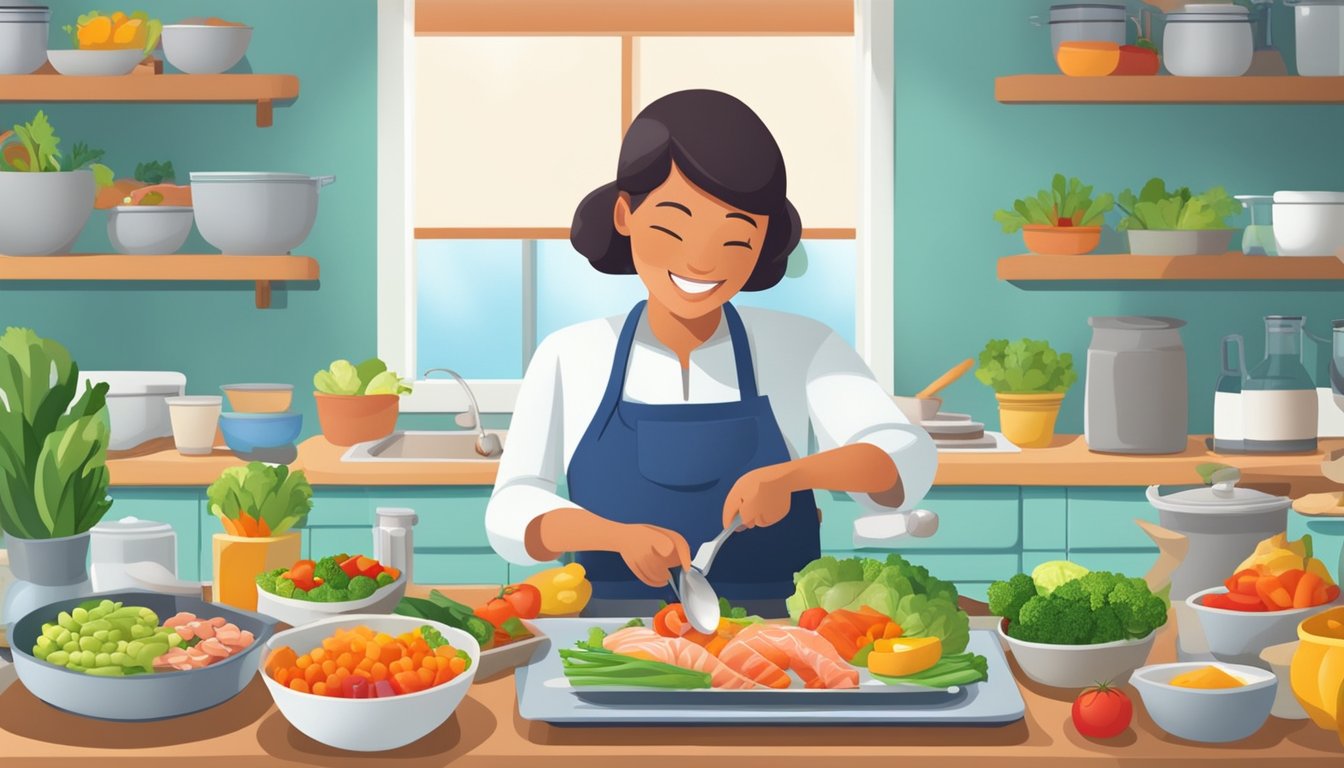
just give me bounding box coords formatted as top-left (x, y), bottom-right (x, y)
top-left (313, 175), bottom-right (337, 188)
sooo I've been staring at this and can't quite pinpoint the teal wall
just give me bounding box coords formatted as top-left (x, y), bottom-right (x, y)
top-left (0, 0), bottom-right (377, 437)
top-left (892, 0), bottom-right (1344, 434)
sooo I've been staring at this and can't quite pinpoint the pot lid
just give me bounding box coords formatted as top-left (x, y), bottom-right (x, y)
top-left (189, 172), bottom-right (318, 183)
top-left (1147, 468), bottom-right (1291, 515)
top-left (1050, 3), bottom-right (1125, 8)
top-left (1179, 2), bottom-right (1249, 12)
top-left (81, 370), bottom-right (186, 396)
top-left (0, 7), bottom-right (48, 19)
top-left (91, 516), bottom-right (174, 536)
top-left (1274, 191), bottom-right (1344, 204)
top-left (1089, 316), bottom-right (1187, 331)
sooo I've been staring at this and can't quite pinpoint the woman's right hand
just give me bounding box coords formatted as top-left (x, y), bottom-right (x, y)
top-left (614, 523), bottom-right (692, 588)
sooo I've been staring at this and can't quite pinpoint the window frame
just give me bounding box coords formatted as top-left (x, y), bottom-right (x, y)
top-left (376, 0), bottom-right (894, 413)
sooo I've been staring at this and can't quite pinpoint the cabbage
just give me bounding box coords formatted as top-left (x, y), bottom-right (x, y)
top-left (364, 370), bottom-right (411, 396)
top-left (313, 359), bottom-right (360, 395)
top-left (786, 554), bottom-right (970, 654)
top-left (1031, 560), bottom-right (1089, 596)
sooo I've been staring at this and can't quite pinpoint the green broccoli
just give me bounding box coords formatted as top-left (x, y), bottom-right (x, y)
top-left (274, 577), bottom-right (297, 599)
top-left (347, 575), bottom-right (377, 600)
top-left (1108, 575), bottom-right (1168, 638)
top-left (1072, 572), bottom-right (1120, 611)
top-left (420, 625), bottom-right (448, 648)
top-left (1012, 592), bottom-right (1095, 645)
top-left (328, 588), bottom-right (349, 602)
top-left (291, 587), bottom-right (308, 600)
top-left (313, 556), bottom-right (350, 590)
top-left (306, 583), bottom-right (333, 602)
top-left (987, 573), bottom-right (1036, 624)
top-left (375, 572), bottom-right (394, 587)
top-left (1089, 605), bottom-right (1126, 644)
top-left (255, 567), bottom-right (285, 594)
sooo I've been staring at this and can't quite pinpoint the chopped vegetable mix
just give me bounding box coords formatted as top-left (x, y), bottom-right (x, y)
top-left (264, 625), bottom-right (470, 697)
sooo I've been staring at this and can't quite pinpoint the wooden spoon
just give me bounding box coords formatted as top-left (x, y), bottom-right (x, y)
top-left (916, 358), bottom-right (975, 400)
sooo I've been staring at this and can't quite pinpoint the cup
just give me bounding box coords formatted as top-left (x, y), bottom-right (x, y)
top-left (166, 396), bottom-right (223, 456)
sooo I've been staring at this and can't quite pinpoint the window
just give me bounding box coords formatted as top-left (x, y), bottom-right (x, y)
top-left (377, 0), bottom-right (894, 412)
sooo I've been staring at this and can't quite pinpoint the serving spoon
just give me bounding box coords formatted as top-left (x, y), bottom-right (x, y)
top-left (670, 515), bottom-right (742, 634)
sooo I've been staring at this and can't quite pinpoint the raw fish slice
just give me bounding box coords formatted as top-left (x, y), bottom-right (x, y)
top-left (717, 637), bottom-right (792, 689)
top-left (731, 624), bottom-right (859, 690)
top-left (602, 627), bottom-right (759, 689)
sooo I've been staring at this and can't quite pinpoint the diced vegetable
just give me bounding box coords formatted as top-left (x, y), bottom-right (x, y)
top-left (265, 625), bottom-right (470, 698)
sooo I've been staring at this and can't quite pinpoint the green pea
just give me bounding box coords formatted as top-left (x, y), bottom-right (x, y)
top-left (79, 636), bottom-right (101, 653)
top-left (46, 651), bottom-right (69, 666)
top-left (94, 653), bottom-right (111, 667)
top-left (72, 607), bottom-right (89, 625)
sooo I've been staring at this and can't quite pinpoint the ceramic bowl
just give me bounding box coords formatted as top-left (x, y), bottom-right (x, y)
top-left (1186, 587), bottom-right (1342, 667)
top-left (220, 383), bottom-right (294, 413)
top-left (219, 411), bottom-right (302, 453)
top-left (161, 24), bottom-right (252, 74)
top-left (254, 576), bottom-right (407, 628)
top-left (1131, 662), bottom-right (1276, 743)
top-left (261, 614), bottom-right (479, 751)
top-left (106, 206), bottom-right (194, 255)
top-left (998, 619), bottom-right (1156, 688)
top-left (47, 49), bottom-right (144, 76)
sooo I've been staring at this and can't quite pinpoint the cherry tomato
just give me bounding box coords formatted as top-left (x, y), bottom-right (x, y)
top-left (502, 583), bottom-right (542, 620)
top-left (798, 607), bottom-right (828, 631)
top-left (474, 596), bottom-right (518, 628)
top-left (1071, 683), bottom-right (1132, 739)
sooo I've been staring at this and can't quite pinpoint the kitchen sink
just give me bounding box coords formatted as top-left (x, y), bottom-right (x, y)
top-left (341, 430), bottom-right (505, 462)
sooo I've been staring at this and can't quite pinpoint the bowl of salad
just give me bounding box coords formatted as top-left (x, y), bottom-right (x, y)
top-left (255, 554), bottom-right (406, 628)
top-left (261, 615), bottom-right (478, 751)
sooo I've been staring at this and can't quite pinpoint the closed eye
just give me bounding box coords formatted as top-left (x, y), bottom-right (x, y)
top-left (724, 240), bottom-right (752, 249)
top-left (651, 225), bottom-right (683, 241)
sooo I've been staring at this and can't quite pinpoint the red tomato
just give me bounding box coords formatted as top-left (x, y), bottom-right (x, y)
top-left (502, 583), bottom-right (542, 620)
top-left (475, 597), bottom-right (518, 628)
top-left (798, 607), bottom-right (827, 631)
top-left (1072, 683), bottom-right (1132, 739)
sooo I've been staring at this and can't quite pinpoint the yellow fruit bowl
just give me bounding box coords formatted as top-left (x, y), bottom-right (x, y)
top-left (1292, 605), bottom-right (1344, 746)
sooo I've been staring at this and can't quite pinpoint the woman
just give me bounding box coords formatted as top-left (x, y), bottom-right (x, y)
top-left (486, 89), bottom-right (935, 617)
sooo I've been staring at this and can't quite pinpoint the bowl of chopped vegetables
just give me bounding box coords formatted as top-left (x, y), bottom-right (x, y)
top-left (261, 615), bottom-right (478, 751)
top-left (255, 554), bottom-right (406, 628)
top-left (989, 562), bottom-right (1168, 688)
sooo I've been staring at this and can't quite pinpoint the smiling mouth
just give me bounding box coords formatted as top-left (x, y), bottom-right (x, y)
top-left (668, 271), bottom-right (724, 297)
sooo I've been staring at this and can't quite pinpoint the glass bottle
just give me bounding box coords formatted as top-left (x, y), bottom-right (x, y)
top-left (1242, 315), bottom-right (1317, 452)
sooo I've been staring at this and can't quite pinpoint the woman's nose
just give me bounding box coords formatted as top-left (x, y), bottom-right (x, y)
top-left (684, 251), bottom-right (716, 276)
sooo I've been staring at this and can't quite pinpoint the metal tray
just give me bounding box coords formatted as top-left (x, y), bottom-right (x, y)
top-left (517, 619), bottom-right (1026, 725)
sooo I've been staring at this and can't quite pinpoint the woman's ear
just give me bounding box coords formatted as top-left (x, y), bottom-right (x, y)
top-left (613, 192), bottom-right (632, 237)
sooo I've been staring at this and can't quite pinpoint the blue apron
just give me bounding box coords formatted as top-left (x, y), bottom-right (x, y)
top-left (566, 301), bottom-right (819, 609)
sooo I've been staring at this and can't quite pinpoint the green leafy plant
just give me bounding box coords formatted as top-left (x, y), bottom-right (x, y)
top-left (314, 357), bottom-right (412, 396)
top-left (0, 111), bottom-right (114, 188)
top-left (993, 174), bottom-right (1114, 233)
top-left (975, 338), bottom-right (1078, 394)
top-left (133, 160), bottom-right (174, 185)
top-left (0, 328), bottom-right (113, 539)
top-left (207, 462), bottom-right (313, 538)
top-left (1116, 178), bottom-right (1241, 231)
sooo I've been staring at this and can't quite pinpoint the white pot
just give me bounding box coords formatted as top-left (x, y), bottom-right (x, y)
top-left (0, 6), bottom-right (49, 75)
top-left (106, 206), bottom-right (194, 255)
top-left (1291, 0), bottom-right (1344, 76)
top-left (1272, 191), bottom-right (1344, 256)
top-left (80, 371), bottom-right (187, 451)
top-left (190, 172), bottom-right (335, 255)
top-left (1163, 10), bottom-right (1254, 76)
top-left (0, 170), bottom-right (94, 256)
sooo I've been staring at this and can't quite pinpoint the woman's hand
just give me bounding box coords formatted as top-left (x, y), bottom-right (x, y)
top-left (723, 463), bottom-right (796, 529)
top-left (614, 523), bottom-right (693, 588)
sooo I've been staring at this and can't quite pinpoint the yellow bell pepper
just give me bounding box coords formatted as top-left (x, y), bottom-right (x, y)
top-left (523, 562), bottom-right (592, 615)
top-left (867, 637), bottom-right (942, 678)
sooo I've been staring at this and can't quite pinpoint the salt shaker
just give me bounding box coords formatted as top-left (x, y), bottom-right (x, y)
top-left (373, 507), bottom-right (418, 583)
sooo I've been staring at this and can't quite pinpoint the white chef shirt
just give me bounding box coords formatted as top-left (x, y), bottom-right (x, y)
top-left (485, 306), bottom-right (938, 566)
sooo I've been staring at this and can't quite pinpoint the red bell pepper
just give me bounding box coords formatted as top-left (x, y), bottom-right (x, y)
top-left (338, 555), bottom-right (363, 579)
top-left (282, 560), bottom-right (321, 592)
top-left (356, 556), bottom-right (383, 580)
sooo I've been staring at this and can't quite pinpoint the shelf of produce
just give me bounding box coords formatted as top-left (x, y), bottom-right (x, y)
top-left (995, 75), bottom-right (1344, 104)
top-left (997, 252), bottom-right (1344, 282)
top-left (0, 253), bottom-right (319, 308)
top-left (0, 74), bottom-right (300, 127)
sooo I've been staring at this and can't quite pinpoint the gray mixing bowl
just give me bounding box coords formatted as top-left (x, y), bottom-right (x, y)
top-left (190, 172), bottom-right (335, 254)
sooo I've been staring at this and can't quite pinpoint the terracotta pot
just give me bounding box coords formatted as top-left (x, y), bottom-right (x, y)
top-left (212, 531), bottom-right (303, 612)
top-left (314, 393), bottom-right (399, 446)
top-left (996, 392), bottom-right (1066, 448)
top-left (1022, 225), bottom-right (1102, 255)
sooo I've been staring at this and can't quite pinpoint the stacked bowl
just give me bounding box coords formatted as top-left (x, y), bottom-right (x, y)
top-left (219, 384), bottom-right (301, 461)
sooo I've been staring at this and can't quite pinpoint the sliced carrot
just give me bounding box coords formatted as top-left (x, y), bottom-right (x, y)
top-left (311, 682), bottom-right (327, 696)
top-left (448, 656), bottom-right (467, 675)
top-left (336, 652), bottom-right (354, 670)
top-left (417, 667), bottom-right (435, 687)
top-left (273, 668), bottom-right (290, 686)
top-left (303, 664), bottom-right (322, 685)
top-left (371, 662), bottom-right (388, 681)
top-left (1256, 575), bottom-right (1294, 610)
top-left (1295, 572), bottom-right (1323, 609)
top-left (321, 659), bottom-right (336, 676)
top-left (1280, 569), bottom-right (1306, 595)
top-left (265, 646), bottom-right (297, 676)
top-left (433, 667), bottom-right (453, 686)
top-left (288, 678), bottom-right (310, 694)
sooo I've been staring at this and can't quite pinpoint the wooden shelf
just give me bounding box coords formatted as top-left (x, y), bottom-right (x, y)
top-left (996, 75), bottom-right (1344, 104)
top-left (998, 252), bottom-right (1344, 282)
top-left (0, 254), bottom-right (319, 308)
top-left (0, 74), bottom-right (300, 127)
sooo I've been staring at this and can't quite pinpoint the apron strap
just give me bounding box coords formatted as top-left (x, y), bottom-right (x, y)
top-left (588, 301), bottom-right (647, 440)
top-left (722, 303), bottom-right (758, 401)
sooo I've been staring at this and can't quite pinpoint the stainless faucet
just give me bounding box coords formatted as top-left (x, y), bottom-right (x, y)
top-left (422, 368), bottom-right (502, 457)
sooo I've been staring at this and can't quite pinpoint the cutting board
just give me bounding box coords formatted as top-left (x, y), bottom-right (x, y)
top-left (516, 619), bottom-right (1026, 726)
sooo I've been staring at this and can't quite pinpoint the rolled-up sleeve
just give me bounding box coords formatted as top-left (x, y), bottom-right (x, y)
top-left (486, 335), bottom-right (570, 565)
top-left (805, 331), bottom-right (938, 513)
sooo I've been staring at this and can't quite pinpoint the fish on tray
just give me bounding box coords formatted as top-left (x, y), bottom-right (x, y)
top-left (603, 627), bottom-right (760, 689)
top-left (719, 624), bottom-right (859, 690)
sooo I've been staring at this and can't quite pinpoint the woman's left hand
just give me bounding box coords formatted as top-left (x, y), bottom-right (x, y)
top-left (723, 463), bottom-right (797, 530)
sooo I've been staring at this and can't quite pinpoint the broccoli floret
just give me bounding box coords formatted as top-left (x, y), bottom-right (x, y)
top-left (255, 567), bottom-right (285, 594)
top-left (1107, 575), bottom-right (1168, 638)
top-left (860, 557), bottom-right (884, 583)
top-left (328, 588), bottom-right (349, 602)
top-left (347, 575), bottom-right (377, 600)
top-left (420, 625), bottom-right (448, 648)
top-left (306, 583), bottom-right (333, 602)
top-left (1073, 571), bottom-right (1122, 611)
top-left (375, 572), bottom-right (394, 587)
top-left (313, 557), bottom-right (350, 590)
top-left (274, 577), bottom-right (297, 599)
top-left (291, 587), bottom-right (308, 600)
top-left (1012, 593), bottom-right (1095, 645)
top-left (988, 573), bottom-right (1037, 624)
top-left (1089, 605), bottom-right (1126, 644)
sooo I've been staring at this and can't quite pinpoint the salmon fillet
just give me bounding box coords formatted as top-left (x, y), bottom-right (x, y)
top-left (720, 624), bottom-right (859, 689)
top-left (602, 627), bottom-right (760, 689)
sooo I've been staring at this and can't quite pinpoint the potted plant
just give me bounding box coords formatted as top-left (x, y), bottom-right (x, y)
top-left (208, 461), bottom-right (313, 611)
top-left (1116, 177), bottom-right (1241, 256)
top-left (975, 338), bottom-right (1078, 448)
top-left (0, 110), bottom-right (113, 255)
top-left (0, 327), bottom-right (113, 637)
top-left (994, 174), bottom-right (1114, 255)
top-left (313, 357), bottom-right (412, 446)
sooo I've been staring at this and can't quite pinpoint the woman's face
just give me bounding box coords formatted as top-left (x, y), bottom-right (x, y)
top-left (613, 162), bottom-right (769, 320)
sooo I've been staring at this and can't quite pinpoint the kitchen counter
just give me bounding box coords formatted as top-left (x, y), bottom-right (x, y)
top-left (107, 435), bottom-right (1344, 496)
top-left (0, 586), bottom-right (1338, 766)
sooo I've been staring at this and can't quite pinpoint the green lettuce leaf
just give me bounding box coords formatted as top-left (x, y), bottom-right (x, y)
top-left (313, 359), bottom-right (361, 395)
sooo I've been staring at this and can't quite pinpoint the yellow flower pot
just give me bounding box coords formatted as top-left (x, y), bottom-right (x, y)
top-left (1292, 605), bottom-right (1344, 746)
top-left (996, 392), bottom-right (1066, 449)
top-left (212, 531), bottom-right (302, 612)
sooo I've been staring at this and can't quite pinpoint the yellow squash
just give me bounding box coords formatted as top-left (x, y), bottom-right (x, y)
top-left (867, 636), bottom-right (942, 678)
top-left (523, 562), bottom-right (592, 615)
top-left (1292, 606), bottom-right (1344, 746)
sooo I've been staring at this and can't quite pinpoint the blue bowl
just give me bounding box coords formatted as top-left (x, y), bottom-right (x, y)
top-left (219, 411), bottom-right (302, 453)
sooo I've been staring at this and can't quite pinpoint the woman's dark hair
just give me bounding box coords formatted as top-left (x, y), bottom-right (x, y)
top-left (570, 89), bottom-right (801, 292)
